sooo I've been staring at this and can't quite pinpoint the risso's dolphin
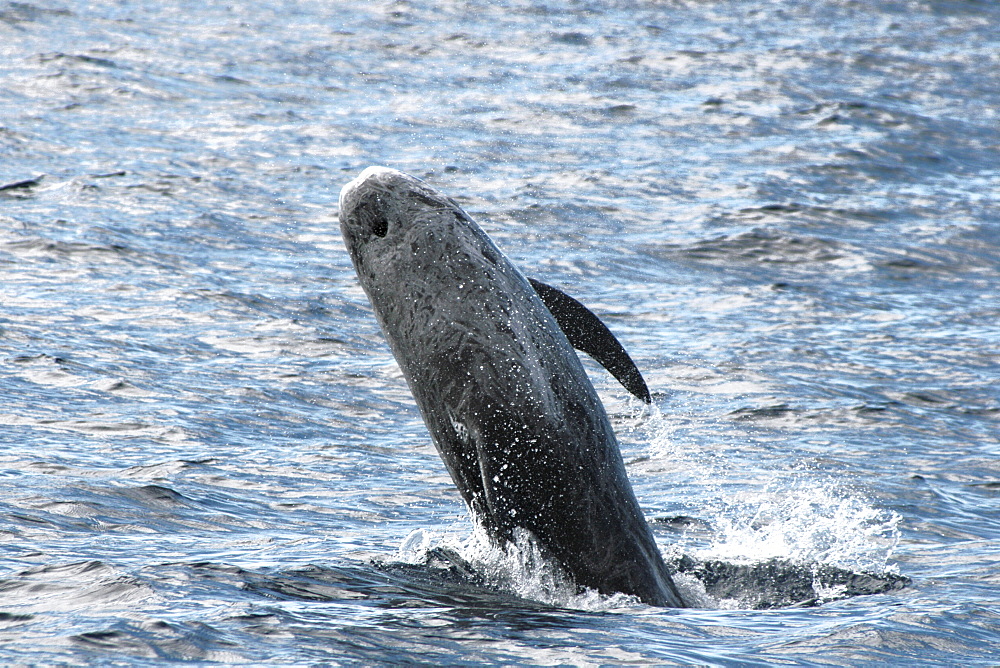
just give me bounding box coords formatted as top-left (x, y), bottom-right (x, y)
top-left (339, 166), bottom-right (684, 607)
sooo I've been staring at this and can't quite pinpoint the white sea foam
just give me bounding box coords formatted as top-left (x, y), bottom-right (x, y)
top-left (643, 409), bottom-right (902, 575)
top-left (397, 526), bottom-right (641, 611)
top-left (703, 480), bottom-right (901, 573)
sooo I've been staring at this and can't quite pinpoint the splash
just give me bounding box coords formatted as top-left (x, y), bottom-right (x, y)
top-left (396, 526), bottom-right (641, 611)
top-left (704, 479), bottom-right (901, 573)
top-left (642, 406), bottom-right (901, 575)
top-left (391, 408), bottom-right (905, 611)
top-left (655, 474), bottom-right (906, 609)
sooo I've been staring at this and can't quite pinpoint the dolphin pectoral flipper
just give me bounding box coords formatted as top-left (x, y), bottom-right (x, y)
top-left (528, 278), bottom-right (652, 404)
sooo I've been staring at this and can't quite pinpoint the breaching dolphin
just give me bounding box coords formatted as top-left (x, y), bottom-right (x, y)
top-left (339, 166), bottom-right (684, 607)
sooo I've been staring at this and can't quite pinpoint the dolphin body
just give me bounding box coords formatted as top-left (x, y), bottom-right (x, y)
top-left (339, 167), bottom-right (684, 607)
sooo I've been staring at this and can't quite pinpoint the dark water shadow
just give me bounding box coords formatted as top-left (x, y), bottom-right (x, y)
top-left (187, 546), bottom-right (909, 617)
top-left (669, 555), bottom-right (910, 610)
top-left (192, 553), bottom-right (568, 625)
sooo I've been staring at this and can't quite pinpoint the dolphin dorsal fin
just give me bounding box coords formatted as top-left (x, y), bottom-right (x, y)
top-left (529, 278), bottom-right (652, 404)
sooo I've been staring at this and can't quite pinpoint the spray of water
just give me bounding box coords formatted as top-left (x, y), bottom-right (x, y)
top-left (394, 406), bottom-right (902, 610)
top-left (642, 406), bottom-right (902, 575)
top-left (706, 479), bottom-right (901, 572)
top-left (396, 525), bottom-right (640, 611)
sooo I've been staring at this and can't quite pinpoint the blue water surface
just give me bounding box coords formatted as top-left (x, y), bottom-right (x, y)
top-left (1, 0), bottom-right (999, 664)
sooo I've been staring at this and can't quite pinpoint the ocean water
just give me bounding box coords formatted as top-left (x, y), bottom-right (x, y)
top-left (2, 0), bottom-right (999, 664)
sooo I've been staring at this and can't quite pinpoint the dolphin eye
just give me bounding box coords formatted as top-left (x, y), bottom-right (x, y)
top-left (356, 194), bottom-right (388, 239)
top-left (371, 210), bottom-right (388, 238)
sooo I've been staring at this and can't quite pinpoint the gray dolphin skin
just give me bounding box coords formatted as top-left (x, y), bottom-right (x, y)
top-left (339, 167), bottom-right (685, 607)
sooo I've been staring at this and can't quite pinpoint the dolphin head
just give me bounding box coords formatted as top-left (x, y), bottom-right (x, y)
top-left (338, 166), bottom-right (512, 306)
top-left (339, 166), bottom-right (466, 261)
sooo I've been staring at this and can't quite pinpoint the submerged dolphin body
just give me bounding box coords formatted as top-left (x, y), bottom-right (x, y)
top-left (339, 167), bottom-right (684, 607)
